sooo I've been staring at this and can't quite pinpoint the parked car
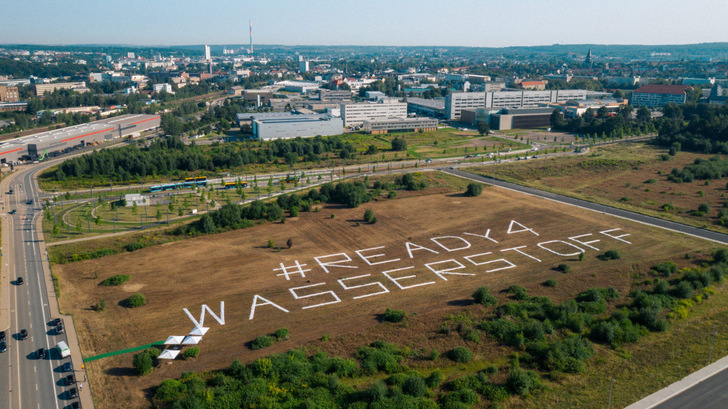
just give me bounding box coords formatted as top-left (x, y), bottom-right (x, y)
top-left (0, 331), bottom-right (5, 341)
top-left (68, 387), bottom-right (78, 398)
top-left (0, 341), bottom-right (6, 353)
top-left (9, 209), bottom-right (15, 214)
top-left (62, 362), bottom-right (73, 372)
top-left (51, 318), bottom-right (62, 326)
top-left (16, 277), bottom-right (23, 285)
top-left (56, 325), bottom-right (64, 335)
top-left (71, 402), bottom-right (80, 409)
top-left (8, 189), bottom-right (13, 194)
top-left (36, 348), bottom-right (46, 359)
top-left (19, 329), bottom-right (28, 340)
top-left (65, 374), bottom-right (76, 385)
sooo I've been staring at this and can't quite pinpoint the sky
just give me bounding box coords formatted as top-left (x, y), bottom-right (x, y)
top-left (3, 0), bottom-right (728, 48)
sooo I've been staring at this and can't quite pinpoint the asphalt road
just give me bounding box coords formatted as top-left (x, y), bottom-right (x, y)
top-left (443, 168), bottom-right (728, 245)
top-left (653, 366), bottom-right (728, 409)
top-left (0, 167), bottom-right (77, 409)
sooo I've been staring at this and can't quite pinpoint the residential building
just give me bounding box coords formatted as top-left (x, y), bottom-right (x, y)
top-left (362, 118), bottom-right (438, 134)
top-left (153, 83), bottom-right (175, 94)
top-left (298, 55), bottom-right (309, 73)
top-left (340, 101), bottom-right (407, 127)
top-left (204, 45), bottom-right (211, 61)
top-left (0, 85), bottom-right (20, 102)
top-left (631, 84), bottom-right (690, 108)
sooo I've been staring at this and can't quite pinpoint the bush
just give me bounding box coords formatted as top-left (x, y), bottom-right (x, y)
top-left (425, 370), bottom-right (443, 388)
top-left (556, 264), bottom-right (571, 273)
top-left (250, 335), bottom-right (275, 350)
top-left (383, 308), bottom-right (406, 323)
top-left (652, 261), bottom-right (678, 277)
top-left (402, 375), bottom-right (428, 397)
top-left (133, 351), bottom-right (153, 376)
top-left (543, 279), bottom-right (558, 287)
top-left (364, 209), bottom-right (374, 223)
top-left (472, 286), bottom-right (497, 306)
top-left (125, 293), bottom-right (147, 308)
top-left (463, 329), bottom-right (480, 343)
top-left (674, 280), bottom-right (694, 299)
top-left (448, 346), bottom-right (473, 363)
top-left (464, 183), bottom-right (483, 197)
top-left (507, 285), bottom-right (528, 300)
top-left (154, 379), bottom-right (185, 401)
top-left (506, 368), bottom-right (540, 396)
top-left (714, 248), bottom-right (728, 264)
top-left (99, 274), bottom-right (130, 286)
top-left (274, 327), bottom-right (289, 340)
top-left (182, 347), bottom-right (199, 359)
top-left (601, 250), bottom-right (621, 260)
top-left (429, 348), bottom-right (440, 361)
top-left (92, 298), bottom-right (106, 312)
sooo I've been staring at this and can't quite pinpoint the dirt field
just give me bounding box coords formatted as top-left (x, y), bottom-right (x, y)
top-left (469, 143), bottom-right (728, 233)
top-left (54, 179), bottom-right (711, 408)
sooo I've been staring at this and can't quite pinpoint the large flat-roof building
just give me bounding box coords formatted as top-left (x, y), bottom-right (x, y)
top-left (249, 112), bottom-right (343, 140)
top-left (340, 101), bottom-right (407, 127)
top-left (0, 114), bottom-right (160, 163)
top-left (34, 82), bottom-right (89, 96)
top-left (318, 89), bottom-right (352, 102)
top-left (0, 85), bottom-right (20, 102)
top-left (631, 84), bottom-right (690, 108)
top-left (446, 90), bottom-right (588, 120)
top-left (407, 97), bottom-right (446, 118)
top-left (490, 108), bottom-right (556, 130)
top-left (362, 118), bottom-right (438, 134)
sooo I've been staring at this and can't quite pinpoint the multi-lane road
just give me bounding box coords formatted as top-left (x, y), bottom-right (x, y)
top-left (1, 165), bottom-right (79, 409)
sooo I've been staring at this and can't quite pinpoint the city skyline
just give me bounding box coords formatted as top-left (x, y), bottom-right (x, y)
top-left (3, 0), bottom-right (728, 48)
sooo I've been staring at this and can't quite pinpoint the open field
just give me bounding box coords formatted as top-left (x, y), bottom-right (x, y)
top-left (51, 173), bottom-right (713, 408)
top-left (467, 143), bottom-right (728, 234)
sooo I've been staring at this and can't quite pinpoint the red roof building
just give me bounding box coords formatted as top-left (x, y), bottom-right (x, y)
top-left (631, 84), bottom-right (690, 108)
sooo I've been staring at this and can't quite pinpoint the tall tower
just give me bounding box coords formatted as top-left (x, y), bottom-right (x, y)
top-left (249, 20), bottom-right (253, 54)
top-left (204, 44), bottom-right (211, 61)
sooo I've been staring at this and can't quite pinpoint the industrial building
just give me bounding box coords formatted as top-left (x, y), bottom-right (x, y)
top-left (0, 114), bottom-right (160, 163)
top-left (407, 98), bottom-right (447, 118)
top-left (34, 82), bottom-right (89, 96)
top-left (362, 118), bottom-right (438, 134)
top-left (318, 89), bottom-right (352, 102)
top-left (490, 108), bottom-right (556, 130)
top-left (341, 100), bottom-right (407, 127)
top-left (248, 112), bottom-right (343, 140)
top-left (631, 84), bottom-right (690, 108)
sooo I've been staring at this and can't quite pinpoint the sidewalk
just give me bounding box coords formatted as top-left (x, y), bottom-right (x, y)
top-left (625, 354), bottom-right (728, 409)
top-left (35, 200), bottom-right (95, 409)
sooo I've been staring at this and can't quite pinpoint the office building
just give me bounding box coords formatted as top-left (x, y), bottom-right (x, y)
top-left (446, 90), bottom-right (588, 119)
top-left (407, 97), bottom-right (446, 119)
top-left (445, 92), bottom-right (486, 120)
top-left (204, 45), bottom-right (211, 61)
top-left (362, 118), bottom-right (438, 134)
top-left (153, 83), bottom-right (175, 94)
top-left (0, 85), bottom-right (20, 102)
top-left (298, 55), bottom-right (309, 73)
top-left (340, 101), bottom-right (407, 127)
top-left (490, 108), bottom-right (556, 130)
top-left (631, 84), bottom-right (690, 108)
top-left (318, 89), bottom-right (352, 102)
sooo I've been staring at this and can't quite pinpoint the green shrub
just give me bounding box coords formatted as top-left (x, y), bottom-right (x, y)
top-left (402, 375), bottom-right (428, 397)
top-left (544, 279), bottom-right (558, 287)
top-left (507, 285), bottom-right (528, 300)
top-left (99, 274), bottom-right (130, 286)
top-left (483, 365), bottom-right (498, 375)
top-left (274, 327), bottom-right (289, 340)
top-left (92, 298), bottom-right (106, 312)
top-left (154, 379), bottom-right (185, 401)
top-left (506, 368), bottom-right (540, 396)
top-left (133, 351), bottom-right (153, 376)
top-left (429, 348), bottom-right (440, 361)
top-left (182, 347), bottom-right (199, 359)
top-left (463, 329), bottom-right (480, 343)
top-left (425, 370), bottom-right (443, 388)
top-left (601, 250), bottom-right (621, 260)
top-left (383, 308), bottom-right (406, 323)
top-left (448, 346), bottom-right (473, 363)
top-left (674, 281), bottom-right (694, 299)
top-left (472, 286), bottom-right (497, 306)
top-left (364, 209), bottom-right (374, 223)
top-left (556, 264), bottom-right (571, 273)
top-left (464, 183), bottom-right (483, 197)
top-left (652, 261), bottom-right (678, 277)
top-left (125, 293), bottom-right (146, 308)
top-left (250, 335), bottom-right (275, 350)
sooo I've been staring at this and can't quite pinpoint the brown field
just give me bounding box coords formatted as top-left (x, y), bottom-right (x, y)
top-left (468, 143), bottom-right (728, 233)
top-left (54, 178), bottom-right (711, 408)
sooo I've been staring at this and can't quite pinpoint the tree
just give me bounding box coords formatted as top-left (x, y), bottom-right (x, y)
top-left (477, 121), bottom-right (490, 135)
top-left (366, 144), bottom-right (378, 155)
top-left (364, 209), bottom-right (374, 223)
top-left (391, 137), bottom-right (407, 151)
top-left (133, 351), bottom-right (153, 376)
top-left (472, 286), bottom-right (497, 306)
top-left (125, 293), bottom-right (147, 308)
top-left (287, 238), bottom-right (293, 249)
top-left (161, 113), bottom-right (183, 136)
top-left (464, 183), bottom-right (483, 197)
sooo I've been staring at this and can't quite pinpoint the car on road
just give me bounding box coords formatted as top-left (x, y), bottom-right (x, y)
top-left (0, 341), bottom-right (6, 353)
top-left (7, 189), bottom-right (12, 194)
top-left (51, 318), bottom-right (63, 326)
top-left (17, 277), bottom-right (23, 285)
top-left (9, 209), bottom-right (15, 214)
top-left (56, 325), bottom-right (64, 334)
top-left (70, 402), bottom-right (80, 409)
top-left (0, 331), bottom-right (5, 341)
top-left (68, 387), bottom-right (78, 398)
top-left (63, 362), bottom-right (73, 372)
top-left (26, 199), bottom-right (33, 205)
top-left (36, 348), bottom-right (46, 359)
top-left (66, 374), bottom-right (76, 385)
top-left (19, 329), bottom-right (28, 340)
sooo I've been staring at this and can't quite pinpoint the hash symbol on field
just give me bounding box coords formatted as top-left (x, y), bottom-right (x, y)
top-left (274, 261), bottom-right (311, 281)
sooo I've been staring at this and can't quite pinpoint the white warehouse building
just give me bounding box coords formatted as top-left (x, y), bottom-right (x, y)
top-left (340, 101), bottom-right (407, 127)
top-left (249, 112), bottom-right (343, 140)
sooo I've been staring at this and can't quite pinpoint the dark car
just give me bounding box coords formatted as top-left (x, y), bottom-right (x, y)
top-left (63, 362), bottom-right (73, 372)
top-left (71, 402), bottom-right (79, 409)
top-left (56, 325), bottom-right (64, 335)
top-left (16, 277), bottom-right (23, 285)
top-left (26, 199), bottom-right (33, 205)
top-left (9, 209), bottom-right (15, 214)
top-left (51, 318), bottom-right (63, 326)
top-left (0, 341), bottom-right (6, 353)
top-left (19, 329), bottom-right (28, 340)
top-left (0, 331), bottom-right (5, 341)
top-left (8, 189), bottom-right (12, 194)
top-left (68, 387), bottom-right (78, 398)
top-left (65, 374), bottom-right (76, 385)
top-left (36, 348), bottom-right (46, 359)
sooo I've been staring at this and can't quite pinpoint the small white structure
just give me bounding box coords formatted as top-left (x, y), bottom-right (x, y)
top-left (164, 335), bottom-right (185, 345)
top-left (182, 335), bottom-right (202, 345)
top-left (189, 326), bottom-right (209, 336)
top-left (124, 193), bottom-right (147, 207)
top-left (158, 349), bottom-right (181, 360)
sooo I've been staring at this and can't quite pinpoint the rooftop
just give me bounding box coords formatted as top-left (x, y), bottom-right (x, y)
top-left (634, 84), bottom-right (690, 95)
